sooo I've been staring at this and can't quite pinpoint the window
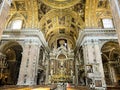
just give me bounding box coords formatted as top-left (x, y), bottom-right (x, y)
top-left (11, 20), bottom-right (22, 29)
top-left (102, 19), bottom-right (114, 28)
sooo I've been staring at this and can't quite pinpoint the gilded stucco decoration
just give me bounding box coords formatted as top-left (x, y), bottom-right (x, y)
top-left (10, 0), bottom-right (26, 11)
top-left (6, 0), bottom-right (112, 48)
top-left (96, 0), bottom-right (112, 28)
top-left (41, 0), bottom-right (80, 9)
top-left (1, 0), bottom-right (119, 87)
top-left (37, 0), bottom-right (51, 20)
top-left (73, 0), bottom-right (85, 21)
top-left (39, 9), bottom-right (84, 48)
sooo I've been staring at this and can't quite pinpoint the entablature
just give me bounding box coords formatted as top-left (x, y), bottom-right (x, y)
top-left (2, 29), bottom-right (50, 53)
top-left (76, 28), bottom-right (118, 48)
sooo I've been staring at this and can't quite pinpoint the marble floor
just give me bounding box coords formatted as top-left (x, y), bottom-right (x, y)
top-left (0, 85), bottom-right (89, 90)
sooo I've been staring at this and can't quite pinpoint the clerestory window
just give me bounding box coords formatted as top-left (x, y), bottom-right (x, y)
top-left (11, 20), bottom-right (23, 29)
top-left (102, 18), bottom-right (114, 28)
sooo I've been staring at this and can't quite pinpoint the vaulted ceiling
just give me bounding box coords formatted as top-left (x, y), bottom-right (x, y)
top-left (7, 0), bottom-right (112, 49)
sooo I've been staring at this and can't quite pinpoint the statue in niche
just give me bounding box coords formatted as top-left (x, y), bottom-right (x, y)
top-left (57, 39), bottom-right (67, 49)
top-left (59, 39), bottom-right (65, 46)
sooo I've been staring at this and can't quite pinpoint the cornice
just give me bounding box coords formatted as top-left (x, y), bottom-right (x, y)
top-left (76, 28), bottom-right (117, 48)
top-left (2, 29), bottom-right (50, 53)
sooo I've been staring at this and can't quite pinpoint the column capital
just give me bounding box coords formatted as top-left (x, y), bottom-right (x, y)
top-left (82, 39), bottom-right (99, 46)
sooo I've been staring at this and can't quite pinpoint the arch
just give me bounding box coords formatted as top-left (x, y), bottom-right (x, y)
top-left (101, 41), bottom-right (120, 60)
top-left (0, 41), bottom-right (23, 54)
top-left (57, 54), bottom-right (66, 59)
top-left (101, 41), bottom-right (120, 86)
top-left (99, 40), bottom-right (118, 50)
top-left (0, 41), bottom-right (23, 85)
top-left (5, 12), bottom-right (26, 29)
top-left (96, 11), bottom-right (113, 28)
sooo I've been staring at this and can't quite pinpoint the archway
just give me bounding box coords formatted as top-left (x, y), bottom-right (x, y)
top-left (101, 41), bottom-right (120, 86)
top-left (0, 41), bottom-right (23, 85)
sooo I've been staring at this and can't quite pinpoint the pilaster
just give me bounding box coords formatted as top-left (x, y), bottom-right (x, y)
top-left (75, 59), bottom-right (79, 85)
top-left (17, 40), bottom-right (41, 85)
top-left (45, 58), bottom-right (49, 84)
top-left (82, 39), bottom-right (106, 90)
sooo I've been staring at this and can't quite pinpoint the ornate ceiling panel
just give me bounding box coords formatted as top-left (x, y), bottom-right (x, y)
top-left (73, 0), bottom-right (85, 21)
top-left (40, 0), bottom-right (80, 9)
top-left (10, 0), bottom-right (26, 11)
top-left (39, 8), bottom-right (84, 48)
top-left (7, 0), bottom-right (113, 49)
top-left (37, 0), bottom-right (51, 20)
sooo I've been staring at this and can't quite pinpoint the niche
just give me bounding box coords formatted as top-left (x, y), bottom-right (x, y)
top-left (57, 39), bottom-right (67, 48)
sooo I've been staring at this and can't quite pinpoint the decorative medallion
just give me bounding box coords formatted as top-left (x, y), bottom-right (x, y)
top-left (41, 0), bottom-right (80, 9)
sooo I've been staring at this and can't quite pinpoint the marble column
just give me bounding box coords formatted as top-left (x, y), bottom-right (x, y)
top-left (82, 39), bottom-right (106, 90)
top-left (17, 40), bottom-right (41, 85)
